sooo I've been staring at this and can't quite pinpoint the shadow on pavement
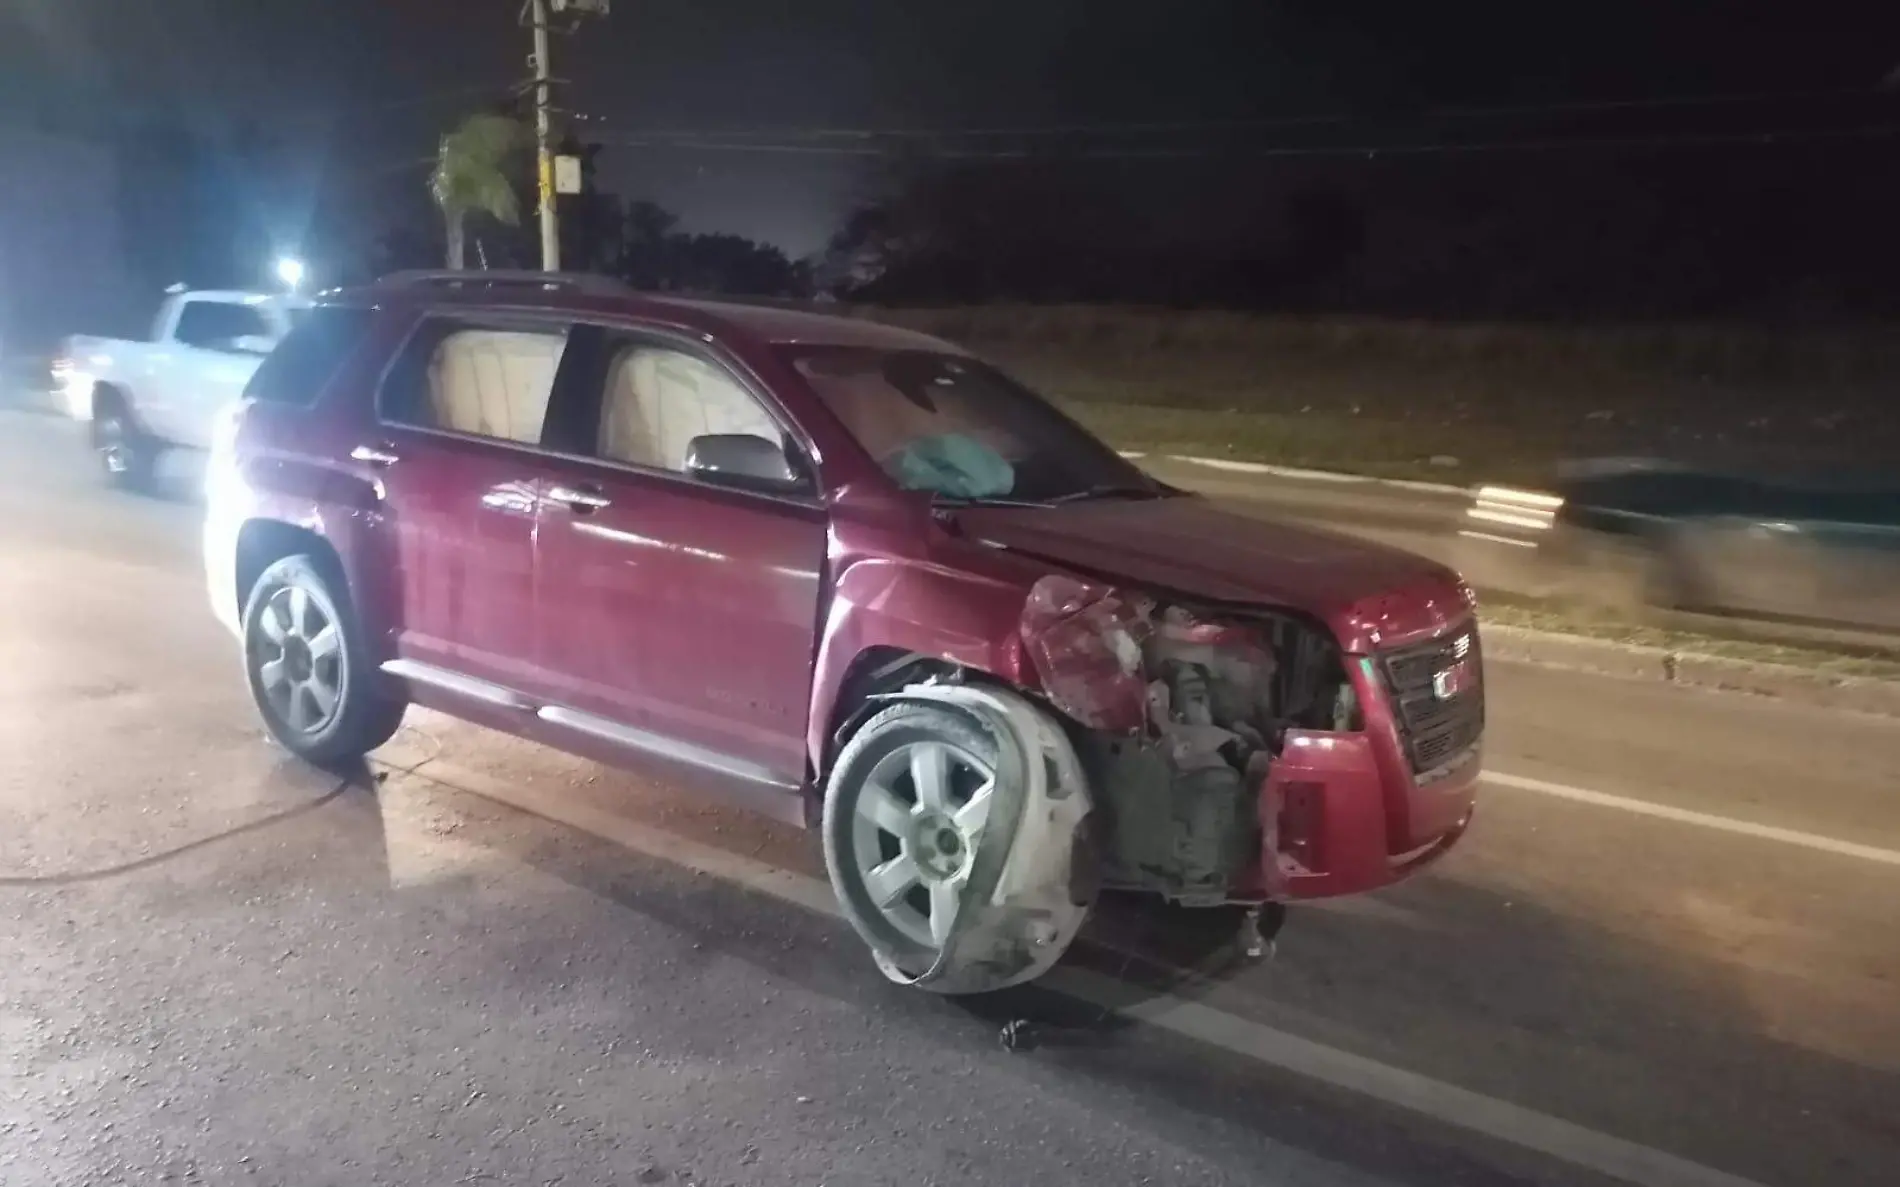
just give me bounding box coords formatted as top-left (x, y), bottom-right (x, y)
top-left (446, 765), bottom-right (1898, 1187)
top-left (0, 764), bottom-right (361, 887)
top-left (451, 794), bottom-right (1592, 1187)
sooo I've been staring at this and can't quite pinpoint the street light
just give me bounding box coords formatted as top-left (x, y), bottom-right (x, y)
top-left (275, 256), bottom-right (306, 292)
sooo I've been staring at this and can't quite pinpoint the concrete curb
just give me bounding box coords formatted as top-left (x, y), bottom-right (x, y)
top-left (1484, 624), bottom-right (1900, 718)
top-left (1121, 451), bottom-right (1470, 498)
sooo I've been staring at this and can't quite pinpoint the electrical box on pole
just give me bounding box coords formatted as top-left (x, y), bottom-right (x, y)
top-left (526, 0), bottom-right (609, 272)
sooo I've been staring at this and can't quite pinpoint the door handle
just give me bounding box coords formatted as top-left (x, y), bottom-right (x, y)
top-left (547, 484), bottom-right (612, 512)
top-left (350, 443), bottom-right (400, 467)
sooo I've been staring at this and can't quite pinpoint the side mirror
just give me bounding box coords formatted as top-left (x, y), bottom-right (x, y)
top-left (218, 335), bottom-right (275, 356)
top-left (683, 433), bottom-right (807, 493)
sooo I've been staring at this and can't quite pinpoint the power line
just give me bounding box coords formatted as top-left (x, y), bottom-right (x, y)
top-left (595, 123), bottom-right (1900, 161)
top-left (594, 84), bottom-right (1892, 144)
top-left (272, 83), bottom-right (527, 128)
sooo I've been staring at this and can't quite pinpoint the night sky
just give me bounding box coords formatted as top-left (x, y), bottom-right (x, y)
top-left (4, 1), bottom-right (1897, 259)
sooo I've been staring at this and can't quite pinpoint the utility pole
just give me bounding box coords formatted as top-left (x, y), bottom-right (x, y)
top-left (524, 0), bottom-right (608, 272)
top-left (528, 0), bottom-right (560, 272)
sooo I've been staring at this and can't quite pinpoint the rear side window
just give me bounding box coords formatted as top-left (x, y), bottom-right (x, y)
top-left (243, 306), bottom-right (376, 406)
top-left (378, 316), bottom-right (571, 446)
top-left (174, 300), bottom-right (273, 350)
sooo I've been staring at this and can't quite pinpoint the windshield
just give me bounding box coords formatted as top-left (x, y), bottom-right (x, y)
top-left (783, 345), bottom-right (1158, 503)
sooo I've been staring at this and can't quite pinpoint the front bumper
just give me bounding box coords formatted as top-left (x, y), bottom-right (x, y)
top-left (1233, 733), bottom-right (1479, 902)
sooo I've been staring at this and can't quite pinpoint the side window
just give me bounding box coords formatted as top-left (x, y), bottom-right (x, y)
top-left (243, 306), bottom-right (375, 406)
top-left (174, 301), bottom-right (272, 350)
top-left (380, 319), bottom-right (569, 447)
top-left (595, 342), bottom-right (783, 472)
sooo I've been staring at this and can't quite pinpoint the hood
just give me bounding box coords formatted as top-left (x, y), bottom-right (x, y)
top-left (957, 495), bottom-right (1471, 650)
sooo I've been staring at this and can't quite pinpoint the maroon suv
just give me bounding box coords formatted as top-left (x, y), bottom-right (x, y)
top-left (205, 271), bottom-right (1481, 993)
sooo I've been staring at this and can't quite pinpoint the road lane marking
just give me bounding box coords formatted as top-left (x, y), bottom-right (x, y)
top-left (1076, 969), bottom-right (1765, 1187)
top-left (1485, 771), bottom-right (1900, 868)
top-left (1180, 456), bottom-right (1371, 481)
top-left (1171, 456), bottom-right (1468, 495)
top-left (386, 757), bottom-right (1772, 1187)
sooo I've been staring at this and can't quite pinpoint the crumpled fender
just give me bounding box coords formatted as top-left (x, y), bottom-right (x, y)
top-left (862, 684), bottom-right (1095, 995)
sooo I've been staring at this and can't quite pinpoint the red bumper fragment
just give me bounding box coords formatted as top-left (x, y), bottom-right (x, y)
top-left (1233, 729), bottom-right (1477, 901)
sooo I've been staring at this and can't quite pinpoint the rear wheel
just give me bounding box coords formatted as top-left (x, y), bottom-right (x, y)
top-left (241, 555), bottom-right (406, 768)
top-left (91, 393), bottom-right (158, 492)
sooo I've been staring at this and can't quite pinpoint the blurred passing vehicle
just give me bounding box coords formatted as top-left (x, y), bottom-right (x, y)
top-left (57, 287), bottom-right (310, 488)
top-left (204, 271), bottom-right (1483, 994)
top-left (1461, 460), bottom-right (1900, 632)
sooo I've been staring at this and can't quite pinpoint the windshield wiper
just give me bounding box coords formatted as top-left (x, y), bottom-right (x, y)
top-left (1042, 483), bottom-right (1166, 506)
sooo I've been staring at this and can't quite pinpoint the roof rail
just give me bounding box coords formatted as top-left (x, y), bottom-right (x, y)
top-left (373, 269), bottom-right (633, 297)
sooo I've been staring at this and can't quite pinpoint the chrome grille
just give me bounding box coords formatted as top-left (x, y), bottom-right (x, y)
top-left (1379, 625), bottom-right (1484, 777)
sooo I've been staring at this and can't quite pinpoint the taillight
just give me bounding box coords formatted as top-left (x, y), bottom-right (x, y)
top-left (204, 399), bottom-right (252, 506)
top-left (210, 398), bottom-right (251, 461)
top-left (1277, 780), bottom-right (1327, 874)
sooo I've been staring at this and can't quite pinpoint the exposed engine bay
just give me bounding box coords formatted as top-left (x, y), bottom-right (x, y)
top-left (1020, 576), bottom-right (1358, 906)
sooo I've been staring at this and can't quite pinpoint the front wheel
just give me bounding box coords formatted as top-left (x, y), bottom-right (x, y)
top-left (91, 398), bottom-right (158, 492)
top-left (241, 555), bottom-right (406, 768)
top-left (822, 704), bottom-right (1002, 980)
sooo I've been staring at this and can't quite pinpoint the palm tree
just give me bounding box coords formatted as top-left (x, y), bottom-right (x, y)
top-left (430, 114), bottom-right (526, 270)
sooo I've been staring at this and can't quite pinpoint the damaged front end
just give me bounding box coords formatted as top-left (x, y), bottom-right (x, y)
top-left (824, 572), bottom-right (1478, 995)
top-left (1021, 574), bottom-right (1479, 908)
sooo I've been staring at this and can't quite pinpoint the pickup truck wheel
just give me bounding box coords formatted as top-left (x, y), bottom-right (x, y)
top-left (241, 555), bottom-right (406, 768)
top-left (822, 704), bottom-right (1000, 977)
top-left (92, 402), bottom-right (157, 492)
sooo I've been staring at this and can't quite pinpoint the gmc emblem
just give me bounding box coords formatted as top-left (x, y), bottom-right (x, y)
top-left (1433, 658), bottom-right (1475, 700)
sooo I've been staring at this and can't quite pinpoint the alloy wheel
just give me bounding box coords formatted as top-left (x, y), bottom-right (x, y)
top-left (845, 739), bottom-right (996, 949)
top-left (253, 584), bottom-right (346, 736)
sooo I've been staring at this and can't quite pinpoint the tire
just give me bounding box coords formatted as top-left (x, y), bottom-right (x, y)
top-left (1644, 526), bottom-right (1712, 612)
top-left (821, 702), bottom-right (1001, 980)
top-left (241, 554), bottom-right (406, 768)
top-left (91, 392), bottom-right (158, 492)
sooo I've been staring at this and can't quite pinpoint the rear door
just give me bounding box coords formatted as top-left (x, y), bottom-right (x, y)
top-left (360, 312), bottom-right (574, 697)
top-left (531, 323), bottom-right (827, 790)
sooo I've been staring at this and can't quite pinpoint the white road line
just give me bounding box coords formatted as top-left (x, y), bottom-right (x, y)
top-left (1067, 968), bottom-right (1765, 1187)
top-left (1167, 455), bottom-right (1468, 496)
top-left (1179, 456), bottom-right (1371, 481)
top-left (387, 757), bottom-right (1772, 1187)
top-left (1485, 771), bottom-right (1900, 868)
top-left (1380, 477), bottom-right (1469, 495)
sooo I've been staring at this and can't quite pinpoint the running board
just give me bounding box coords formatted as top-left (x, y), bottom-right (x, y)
top-left (381, 658), bottom-right (797, 793)
top-left (380, 659), bottom-right (534, 711)
top-left (536, 706), bottom-right (796, 791)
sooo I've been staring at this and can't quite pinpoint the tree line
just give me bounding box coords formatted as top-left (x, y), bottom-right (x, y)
top-left (107, 108), bottom-right (1900, 322)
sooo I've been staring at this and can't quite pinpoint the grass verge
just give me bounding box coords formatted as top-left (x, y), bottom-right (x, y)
top-left (1060, 401), bottom-right (1538, 484)
top-left (1479, 596), bottom-right (1900, 682)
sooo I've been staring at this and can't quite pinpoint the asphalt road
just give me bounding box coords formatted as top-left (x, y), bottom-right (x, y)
top-left (3, 409), bottom-right (1897, 1187)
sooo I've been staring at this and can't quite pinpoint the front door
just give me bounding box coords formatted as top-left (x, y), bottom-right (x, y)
top-left (533, 324), bottom-right (827, 790)
top-left (363, 313), bottom-right (573, 695)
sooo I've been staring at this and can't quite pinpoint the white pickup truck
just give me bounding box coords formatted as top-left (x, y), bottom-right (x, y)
top-left (59, 289), bottom-right (309, 487)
